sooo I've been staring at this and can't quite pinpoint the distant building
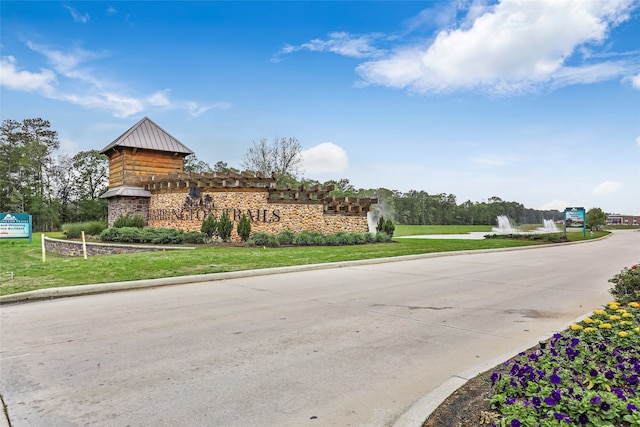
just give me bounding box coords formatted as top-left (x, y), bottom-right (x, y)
top-left (605, 214), bottom-right (639, 225)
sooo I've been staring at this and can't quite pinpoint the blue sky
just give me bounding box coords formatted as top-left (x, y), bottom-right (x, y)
top-left (2, 1), bottom-right (639, 215)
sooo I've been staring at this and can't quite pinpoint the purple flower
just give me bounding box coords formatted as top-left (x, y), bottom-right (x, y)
top-left (628, 404), bottom-right (639, 413)
top-left (601, 401), bottom-right (611, 411)
top-left (545, 397), bottom-right (557, 406)
top-left (532, 396), bottom-right (541, 407)
top-left (506, 397), bottom-right (516, 405)
top-left (550, 373), bottom-right (562, 384)
top-left (554, 412), bottom-right (572, 423)
top-left (578, 413), bottom-right (589, 425)
top-left (605, 370), bottom-right (615, 380)
top-left (511, 419), bottom-right (521, 427)
top-left (491, 372), bottom-right (500, 386)
top-left (589, 369), bottom-right (598, 377)
top-left (590, 396), bottom-right (602, 404)
top-left (552, 389), bottom-right (562, 401)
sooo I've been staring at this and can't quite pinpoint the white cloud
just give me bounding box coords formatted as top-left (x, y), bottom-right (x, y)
top-left (539, 199), bottom-right (569, 211)
top-left (0, 55), bottom-right (56, 93)
top-left (636, 136), bottom-right (640, 147)
top-left (592, 181), bottom-right (622, 195)
top-left (62, 92), bottom-right (144, 118)
top-left (64, 5), bottom-right (90, 24)
top-left (3, 42), bottom-right (227, 118)
top-left (147, 90), bottom-right (172, 107)
top-left (354, 0), bottom-right (638, 94)
top-left (273, 32), bottom-right (386, 62)
top-left (301, 142), bottom-right (349, 174)
top-left (631, 72), bottom-right (640, 89)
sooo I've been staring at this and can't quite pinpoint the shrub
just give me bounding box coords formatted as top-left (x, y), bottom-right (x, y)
top-left (201, 214), bottom-right (218, 239)
top-left (277, 230), bottom-right (295, 245)
top-left (113, 213), bottom-right (145, 228)
top-left (375, 232), bottom-right (391, 242)
top-left (334, 232), bottom-right (354, 245)
top-left (382, 219), bottom-right (395, 237)
top-left (217, 211), bottom-right (233, 242)
top-left (62, 221), bottom-right (107, 238)
top-left (294, 230), bottom-right (325, 246)
top-left (247, 232), bottom-right (279, 247)
top-left (376, 216), bottom-right (385, 233)
top-left (352, 233), bottom-right (368, 244)
top-left (324, 234), bottom-right (340, 246)
top-left (609, 263), bottom-right (640, 304)
top-left (237, 213), bottom-right (251, 242)
top-left (99, 227), bottom-right (206, 244)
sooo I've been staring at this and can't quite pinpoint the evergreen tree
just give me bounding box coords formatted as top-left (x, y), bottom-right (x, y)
top-left (217, 211), bottom-right (233, 242)
top-left (237, 213), bottom-right (251, 242)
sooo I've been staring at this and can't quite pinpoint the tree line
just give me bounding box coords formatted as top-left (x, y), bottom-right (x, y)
top-left (2, 119), bottom-right (568, 232)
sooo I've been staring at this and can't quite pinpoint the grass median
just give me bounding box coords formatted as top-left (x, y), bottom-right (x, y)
top-left (0, 227), bottom-right (605, 296)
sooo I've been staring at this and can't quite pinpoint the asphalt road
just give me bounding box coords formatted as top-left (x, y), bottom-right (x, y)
top-left (1, 231), bottom-right (639, 427)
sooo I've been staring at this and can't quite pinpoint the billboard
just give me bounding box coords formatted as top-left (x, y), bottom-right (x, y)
top-left (0, 213), bottom-right (33, 243)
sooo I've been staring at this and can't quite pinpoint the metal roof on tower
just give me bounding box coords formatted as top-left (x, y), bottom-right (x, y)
top-left (99, 116), bottom-right (194, 155)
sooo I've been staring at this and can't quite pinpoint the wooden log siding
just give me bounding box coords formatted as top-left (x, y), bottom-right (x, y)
top-left (106, 147), bottom-right (186, 187)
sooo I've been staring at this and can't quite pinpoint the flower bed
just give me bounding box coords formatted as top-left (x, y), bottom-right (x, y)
top-left (489, 300), bottom-right (640, 426)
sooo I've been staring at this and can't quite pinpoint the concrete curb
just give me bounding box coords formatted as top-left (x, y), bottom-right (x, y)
top-left (0, 241), bottom-right (590, 304)
top-left (392, 312), bottom-right (595, 427)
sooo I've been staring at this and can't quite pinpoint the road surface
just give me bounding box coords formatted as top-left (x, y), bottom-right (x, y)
top-left (1, 230), bottom-right (638, 426)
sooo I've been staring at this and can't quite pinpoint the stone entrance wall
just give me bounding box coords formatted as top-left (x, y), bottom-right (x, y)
top-left (147, 190), bottom-right (368, 241)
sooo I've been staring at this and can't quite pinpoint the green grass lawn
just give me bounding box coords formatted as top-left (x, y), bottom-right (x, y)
top-left (0, 227), bottom-right (606, 296)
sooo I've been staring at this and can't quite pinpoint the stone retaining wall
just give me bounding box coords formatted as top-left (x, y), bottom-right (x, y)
top-left (44, 236), bottom-right (193, 257)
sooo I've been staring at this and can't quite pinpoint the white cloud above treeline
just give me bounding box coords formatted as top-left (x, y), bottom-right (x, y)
top-left (281, 0), bottom-right (640, 95)
top-left (301, 142), bottom-right (349, 174)
top-left (592, 181), bottom-right (622, 195)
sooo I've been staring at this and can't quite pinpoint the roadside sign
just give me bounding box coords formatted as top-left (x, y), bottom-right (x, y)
top-left (564, 207), bottom-right (586, 238)
top-left (0, 213), bottom-right (33, 243)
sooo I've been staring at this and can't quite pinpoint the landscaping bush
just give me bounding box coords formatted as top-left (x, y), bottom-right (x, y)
top-left (382, 218), bottom-right (396, 237)
top-left (609, 263), bottom-right (640, 304)
top-left (113, 213), bottom-right (145, 228)
top-left (374, 232), bottom-right (392, 242)
top-left (294, 230), bottom-right (325, 246)
top-left (237, 213), bottom-right (251, 242)
top-left (62, 221), bottom-right (108, 238)
top-left (277, 230), bottom-right (295, 245)
top-left (352, 233), bottom-right (368, 244)
top-left (324, 234), bottom-right (340, 246)
top-left (217, 211), bottom-right (233, 242)
top-left (247, 232), bottom-right (279, 247)
top-left (334, 232), bottom-right (354, 245)
top-left (99, 227), bottom-right (206, 244)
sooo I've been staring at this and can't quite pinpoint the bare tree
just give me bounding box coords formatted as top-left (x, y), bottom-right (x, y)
top-left (242, 136), bottom-right (303, 184)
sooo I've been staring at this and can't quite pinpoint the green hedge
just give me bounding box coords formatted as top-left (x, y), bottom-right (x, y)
top-left (62, 221), bottom-right (108, 238)
top-left (99, 227), bottom-right (206, 244)
top-left (247, 230), bottom-right (390, 248)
